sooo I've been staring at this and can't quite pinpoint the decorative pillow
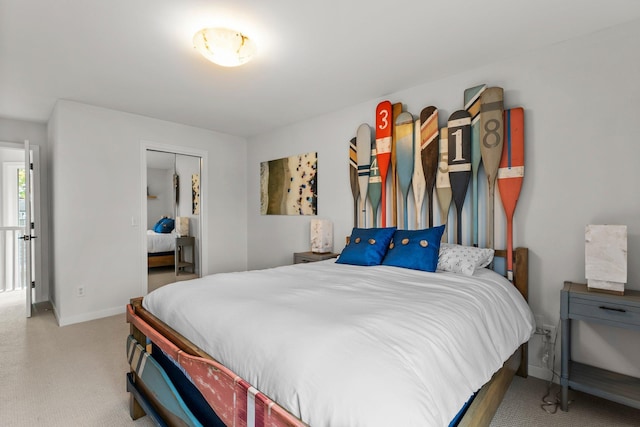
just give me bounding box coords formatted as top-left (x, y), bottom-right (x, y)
top-left (336, 227), bottom-right (396, 266)
top-left (153, 217), bottom-right (175, 234)
top-left (381, 226), bottom-right (445, 272)
top-left (437, 243), bottom-right (494, 276)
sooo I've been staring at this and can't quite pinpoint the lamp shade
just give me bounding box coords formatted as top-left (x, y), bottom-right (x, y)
top-left (193, 27), bottom-right (257, 67)
top-left (585, 224), bottom-right (627, 294)
top-left (310, 219), bottom-right (333, 254)
top-left (175, 217), bottom-right (189, 237)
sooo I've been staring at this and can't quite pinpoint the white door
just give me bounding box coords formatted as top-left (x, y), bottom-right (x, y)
top-left (22, 140), bottom-right (34, 317)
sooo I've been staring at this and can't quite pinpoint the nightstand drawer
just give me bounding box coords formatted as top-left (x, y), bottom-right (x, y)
top-left (570, 296), bottom-right (640, 328)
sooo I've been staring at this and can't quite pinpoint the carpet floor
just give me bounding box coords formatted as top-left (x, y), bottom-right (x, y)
top-left (1, 290), bottom-right (638, 426)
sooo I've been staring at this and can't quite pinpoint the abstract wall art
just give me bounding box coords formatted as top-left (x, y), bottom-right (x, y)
top-left (192, 174), bottom-right (200, 215)
top-left (260, 152), bottom-right (317, 215)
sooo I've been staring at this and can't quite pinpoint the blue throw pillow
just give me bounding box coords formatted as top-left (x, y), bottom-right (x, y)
top-left (336, 227), bottom-right (396, 266)
top-left (381, 225), bottom-right (445, 272)
top-left (153, 217), bottom-right (175, 233)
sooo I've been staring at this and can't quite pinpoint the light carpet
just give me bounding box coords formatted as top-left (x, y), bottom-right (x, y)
top-left (1, 290), bottom-right (639, 426)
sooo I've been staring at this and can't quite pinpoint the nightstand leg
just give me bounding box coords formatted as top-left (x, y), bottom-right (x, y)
top-left (560, 316), bottom-right (570, 411)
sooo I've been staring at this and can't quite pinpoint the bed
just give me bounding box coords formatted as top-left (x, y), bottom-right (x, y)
top-left (147, 230), bottom-right (176, 268)
top-left (126, 244), bottom-right (533, 427)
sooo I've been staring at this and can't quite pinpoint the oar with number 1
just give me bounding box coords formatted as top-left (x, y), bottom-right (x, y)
top-left (356, 124), bottom-right (372, 227)
top-left (375, 101), bottom-right (392, 227)
top-left (498, 108), bottom-right (524, 282)
top-left (448, 111), bottom-right (472, 244)
top-left (349, 137), bottom-right (360, 227)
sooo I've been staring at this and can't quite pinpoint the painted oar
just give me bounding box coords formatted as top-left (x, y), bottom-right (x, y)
top-left (464, 84), bottom-right (487, 246)
top-left (420, 106), bottom-right (439, 228)
top-left (395, 112), bottom-right (414, 230)
top-left (436, 127), bottom-right (452, 242)
top-left (448, 110), bottom-right (472, 244)
top-left (498, 108), bottom-right (524, 282)
top-left (368, 140), bottom-right (382, 227)
top-left (480, 87), bottom-right (504, 248)
top-left (412, 118), bottom-right (425, 229)
top-left (356, 123), bottom-right (372, 227)
top-left (391, 102), bottom-right (402, 226)
top-left (375, 101), bottom-right (393, 227)
top-left (349, 136), bottom-right (360, 227)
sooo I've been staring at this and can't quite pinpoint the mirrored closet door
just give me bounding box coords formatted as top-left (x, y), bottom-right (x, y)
top-left (146, 150), bottom-right (201, 292)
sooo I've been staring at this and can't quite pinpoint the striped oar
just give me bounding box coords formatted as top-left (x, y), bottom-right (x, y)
top-left (368, 140), bottom-right (382, 227)
top-left (391, 102), bottom-right (402, 226)
top-left (436, 127), bottom-right (452, 242)
top-left (420, 106), bottom-right (439, 228)
top-left (395, 112), bottom-right (414, 230)
top-left (349, 136), bottom-right (360, 227)
top-left (375, 101), bottom-right (393, 227)
top-left (412, 118), bottom-right (425, 229)
top-left (498, 108), bottom-right (524, 282)
top-left (480, 87), bottom-right (504, 248)
top-left (464, 84), bottom-right (487, 246)
top-left (448, 110), bottom-right (471, 244)
top-left (356, 124), bottom-right (372, 227)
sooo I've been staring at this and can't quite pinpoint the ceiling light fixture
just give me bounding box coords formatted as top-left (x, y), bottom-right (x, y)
top-left (193, 27), bottom-right (257, 67)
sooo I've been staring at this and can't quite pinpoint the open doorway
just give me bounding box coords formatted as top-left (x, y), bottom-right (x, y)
top-left (0, 141), bottom-right (43, 317)
top-left (144, 149), bottom-right (202, 292)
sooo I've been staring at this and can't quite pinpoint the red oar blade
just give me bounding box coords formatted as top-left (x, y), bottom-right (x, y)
top-left (498, 107), bottom-right (524, 281)
top-left (497, 108), bottom-right (524, 217)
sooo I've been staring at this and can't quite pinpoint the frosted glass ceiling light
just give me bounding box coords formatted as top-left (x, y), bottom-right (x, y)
top-left (193, 27), bottom-right (257, 67)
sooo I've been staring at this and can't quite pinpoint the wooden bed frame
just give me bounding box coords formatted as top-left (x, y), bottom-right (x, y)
top-left (127, 247), bottom-right (529, 427)
top-left (147, 252), bottom-right (175, 268)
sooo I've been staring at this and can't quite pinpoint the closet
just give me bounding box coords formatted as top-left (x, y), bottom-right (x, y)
top-left (146, 150), bottom-right (201, 291)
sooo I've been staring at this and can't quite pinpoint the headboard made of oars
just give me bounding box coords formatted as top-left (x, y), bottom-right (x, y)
top-left (349, 84), bottom-right (525, 280)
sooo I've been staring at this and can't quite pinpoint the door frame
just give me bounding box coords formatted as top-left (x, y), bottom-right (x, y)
top-left (0, 141), bottom-right (43, 303)
top-left (140, 140), bottom-right (208, 296)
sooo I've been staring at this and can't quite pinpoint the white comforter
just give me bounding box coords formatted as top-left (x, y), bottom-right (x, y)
top-left (146, 230), bottom-right (176, 253)
top-left (143, 260), bottom-right (535, 427)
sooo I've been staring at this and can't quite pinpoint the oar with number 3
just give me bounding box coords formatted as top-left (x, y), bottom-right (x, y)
top-left (375, 101), bottom-right (392, 227)
top-left (498, 108), bottom-right (524, 282)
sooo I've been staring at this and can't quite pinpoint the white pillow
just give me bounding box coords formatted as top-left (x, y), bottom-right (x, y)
top-left (437, 243), bottom-right (494, 276)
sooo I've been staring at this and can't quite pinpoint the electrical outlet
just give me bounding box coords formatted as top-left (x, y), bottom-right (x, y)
top-left (542, 324), bottom-right (556, 343)
top-left (76, 286), bottom-right (85, 297)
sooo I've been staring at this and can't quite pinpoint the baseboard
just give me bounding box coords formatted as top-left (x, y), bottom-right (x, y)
top-left (528, 364), bottom-right (557, 383)
top-left (56, 305), bottom-right (126, 326)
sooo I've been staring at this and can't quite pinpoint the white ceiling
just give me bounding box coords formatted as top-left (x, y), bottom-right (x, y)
top-left (2, 1), bottom-right (640, 138)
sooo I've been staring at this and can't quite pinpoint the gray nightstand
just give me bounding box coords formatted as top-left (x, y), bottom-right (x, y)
top-left (175, 236), bottom-right (196, 275)
top-left (293, 251), bottom-right (339, 264)
top-left (560, 281), bottom-right (640, 411)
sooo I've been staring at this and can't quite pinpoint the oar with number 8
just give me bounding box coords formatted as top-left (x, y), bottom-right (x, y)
top-left (498, 108), bottom-right (524, 282)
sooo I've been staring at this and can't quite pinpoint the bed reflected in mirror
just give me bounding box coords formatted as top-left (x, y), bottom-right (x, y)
top-left (146, 150), bottom-right (200, 292)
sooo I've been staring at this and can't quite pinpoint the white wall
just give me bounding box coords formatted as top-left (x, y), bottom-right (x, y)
top-left (0, 117), bottom-right (50, 303)
top-left (247, 20), bottom-right (640, 379)
top-left (49, 100), bottom-right (247, 326)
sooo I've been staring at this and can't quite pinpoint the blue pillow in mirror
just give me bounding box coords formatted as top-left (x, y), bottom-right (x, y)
top-left (381, 225), bottom-right (445, 272)
top-left (336, 227), bottom-right (397, 266)
top-left (153, 217), bottom-right (175, 233)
